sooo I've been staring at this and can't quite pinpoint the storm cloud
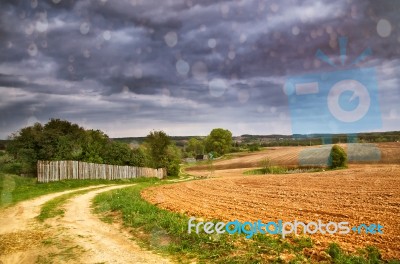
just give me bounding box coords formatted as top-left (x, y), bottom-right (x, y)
top-left (0, 0), bottom-right (399, 138)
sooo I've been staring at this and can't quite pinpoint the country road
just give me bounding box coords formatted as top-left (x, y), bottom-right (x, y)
top-left (0, 185), bottom-right (171, 264)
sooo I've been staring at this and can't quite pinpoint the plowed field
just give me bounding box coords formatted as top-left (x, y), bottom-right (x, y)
top-left (142, 143), bottom-right (400, 260)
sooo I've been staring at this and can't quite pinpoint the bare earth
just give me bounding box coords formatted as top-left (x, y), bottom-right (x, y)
top-left (0, 185), bottom-right (170, 264)
top-left (143, 143), bottom-right (400, 260)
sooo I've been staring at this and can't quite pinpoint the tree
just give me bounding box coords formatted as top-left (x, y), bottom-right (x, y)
top-left (145, 130), bottom-right (171, 168)
top-left (102, 141), bottom-right (133, 165)
top-left (145, 130), bottom-right (180, 176)
top-left (205, 128), bottom-right (232, 156)
top-left (329, 145), bottom-right (348, 169)
top-left (186, 138), bottom-right (205, 157)
top-left (5, 119), bottom-right (149, 174)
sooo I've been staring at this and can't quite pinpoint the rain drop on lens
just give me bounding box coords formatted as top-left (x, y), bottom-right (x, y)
top-left (176, 60), bottom-right (190, 76)
top-left (80, 22), bottom-right (90, 35)
top-left (209, 78), bottom-right (227, 97)
top-left (103, 30), bottom-right (111, 40)
top-left (377, 19), bottom-right (391, 38)
top-left (164, 31), bottom-right (178, 47)
top-left (208, 39), bottom-right (217, 49)
top-left (27, 43), bottom-right (38, 56)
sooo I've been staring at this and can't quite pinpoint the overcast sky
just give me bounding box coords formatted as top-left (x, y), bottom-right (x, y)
top-left (0, 0), bottom-right (399, 138)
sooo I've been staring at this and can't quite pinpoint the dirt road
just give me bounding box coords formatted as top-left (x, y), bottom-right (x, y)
top-left (0, 185), bottom-right (171, 264)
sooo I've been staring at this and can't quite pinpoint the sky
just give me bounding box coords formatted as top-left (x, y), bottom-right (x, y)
top-left (0, 0), bottom-right (399, 138)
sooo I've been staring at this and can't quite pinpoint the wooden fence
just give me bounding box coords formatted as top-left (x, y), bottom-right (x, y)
top-left (37, 160), bottom-right (166, 183)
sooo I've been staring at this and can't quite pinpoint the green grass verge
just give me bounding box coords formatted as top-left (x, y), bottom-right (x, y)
top-left (93, 180), bottom-right (396, 263)
top-left (0, 172), bottom-right (154, 208)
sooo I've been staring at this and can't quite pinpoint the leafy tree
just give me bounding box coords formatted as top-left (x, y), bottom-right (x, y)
top-left (205, 128), bottom-right (232, 156)
top-left (145, 130), bottom-right (171, 168)
top-left (186, 138), bottom-right (205, 157)
top-left (329, 145), bottom-right (348, 169)
top-left (145, 130), bottom-right (180, 176)
top-left (130, 146), bottom-right (150, 167)
top-left (4, 119), bottom-right (152, 174)
top-left (80, 129), bottom-right (109, 164)
top-left (165, 145), bottom-right (182, 176)
top-left (102, 141), bottom-right (133, 165)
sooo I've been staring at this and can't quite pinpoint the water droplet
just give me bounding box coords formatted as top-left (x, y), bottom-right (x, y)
top-left (208, 38), bottom-right (217, 49)
top-left (191, 61), bottom-right (208, 80)
top-left (176, 59), bottom-right (190, 75)
top-left (41, 40), bottom-right (47, 48)
top-left (31, 0), bottom-right (38, 9)
top-left (80, 22), bottom-right (90, 35)
top-left (36, 17), bottom-right (48, 33)
top-left (164, 31), bottom-right (178, 47)
top-left (6, 41), bottom-right (13, 49)
top-left (238, 89), bottom-right (250, 104)
top-left (220, 4), bottom-right (229, 17)
top-left (228, 51), bottom-right (236, 60)
top-left (103, 30), bottom-right (111, 40)
top-left (239, 34), bottom-right (247, 43)
top-left (68, 55), bottom-right (75, 63)
top-left (292, 26), bottom-right (300, 36)
top-left (27, 43), bottom-right (38, 56)
top-left (68, 65), bottom-right (74, 73)
top-left (133, 66), bottom-right (143, 79)
top-left (270, 3), bottom-right (279, 13)
top-left (257, 106), bottom-right (264, 113)
top-left (83, 49), bottom-right (91, 58)
top-left (377, 19), bottom-right (391, 38)
top-left (25, 23), bottom-right (35, 35)
top-left (52, 0), bottom-right (61, 3)
top-left (209, 78), bottom-right (227, 97)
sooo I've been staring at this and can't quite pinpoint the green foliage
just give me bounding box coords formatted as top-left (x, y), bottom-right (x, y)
top-left (145, 131), bottom-right (181, 176)
top-left (102, 141), bottom-right (132, 165)
top-left (205, 128), bottom-right (232, 156)
top-left (4, 119), bottom-right (149, 174)
top-left (327, 243), bottom-right (387, 264)
top-left (247, 142), bottom-right (261, 152)
top-left (186, 138), bottom-right (205, 157)
top-left (130, 146), bottom-right (150, 167)
top-left (329, 145), bottom-right (348, 169)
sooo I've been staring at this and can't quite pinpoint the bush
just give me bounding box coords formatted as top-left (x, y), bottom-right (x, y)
top-left (329, 145), bottom-right (347, 169)
top-left (166, 160), bottom-right (180, 176)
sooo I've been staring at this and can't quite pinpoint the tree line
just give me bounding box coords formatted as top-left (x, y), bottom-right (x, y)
top-left (0, 119), bottom-right (234, 177)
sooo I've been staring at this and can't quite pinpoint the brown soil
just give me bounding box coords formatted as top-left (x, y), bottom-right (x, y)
top-left (143, 143), bottom-right (400, 260)
top-left (0, 185), bottom-right (171, 264)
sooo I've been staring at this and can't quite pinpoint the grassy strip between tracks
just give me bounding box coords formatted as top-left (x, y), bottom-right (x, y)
top-left (36, 186), bottom-right (109, 221)
top-left (93, 179), bottom-right (399, 264)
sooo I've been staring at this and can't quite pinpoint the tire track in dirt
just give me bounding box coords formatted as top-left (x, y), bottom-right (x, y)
top-left (49, 185), bottom-right (171, 264)
top-left (0, 185), bottom-right (171, 264)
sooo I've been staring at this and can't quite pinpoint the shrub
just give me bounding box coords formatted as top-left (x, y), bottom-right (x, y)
top-left (329, 145), bottom-right (347, 169)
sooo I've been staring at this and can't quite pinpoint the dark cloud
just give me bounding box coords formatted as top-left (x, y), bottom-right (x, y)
top-left (0, 0), bottom-right (399, 138)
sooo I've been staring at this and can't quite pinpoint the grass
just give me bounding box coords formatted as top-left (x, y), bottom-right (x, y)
top-left (92, 179), bottom-right (396, 263)
top-left (36, 187), bottom-right (106, 221)
top-left (0, 172), bottom-right (153, 208)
